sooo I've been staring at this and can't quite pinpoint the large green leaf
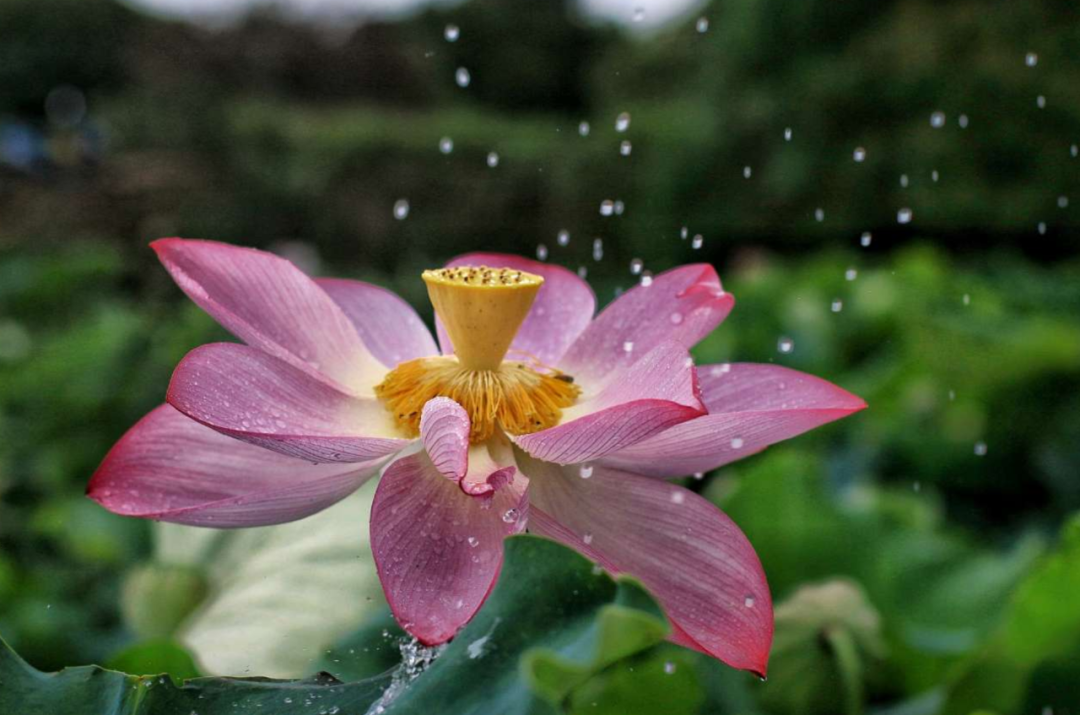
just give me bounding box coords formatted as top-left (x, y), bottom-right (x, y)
top-left (0, 635), bottom-right (391, 715)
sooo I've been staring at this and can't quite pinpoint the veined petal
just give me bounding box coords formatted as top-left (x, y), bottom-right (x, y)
top-left (168, 343), bottom-right (409, 463)
top-left (420, 397), bottom-right (470, 481)
top-left (523, 457), bottom-right (772, 676)
top-left (370, 452), bottom-right (527, 645)
top-left (152, 239), bottom-right (381, 393)
top-left (601, 363), bottom-right (867, 477)
top-left (440, 253), bottom-right (596, 366)
top-left (560, 264), bottom-right (734, 384)
top-left (513, 341), bottom-right (705, 464)
top-left (317, 277), bottom-right (438, 369)
top-left (88, 405), bottom-right (382, 527)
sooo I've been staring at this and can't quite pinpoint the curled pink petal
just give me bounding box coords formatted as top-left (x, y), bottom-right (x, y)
top-left (459, 444), bottom-right (519, 497)
top-left (88, 405), bottom-right (382, 527)
top-left (370, 452), bottom-right (527, 645)
top-left (513, 341), bottom-right (705, 464)
top-left (168, 343), bottom-right (409, 463)
top-left (152, 239), bottom-right (382, 393)
top-left (602, 363), bottom-right (867, 477)
top-left (524, 458), bottom-right (772, 676)
top-left (561, 264), bottom-right (734, 383)
top-left (440, 253), bottom-right (595, 365)
top-left (317, 278), bottom-right (438, 368)
top-left (420, 397), bottom-right (470, 481)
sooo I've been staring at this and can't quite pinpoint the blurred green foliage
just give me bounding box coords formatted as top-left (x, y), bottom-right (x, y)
top-left (1, 0), bottom-right (1079, 712)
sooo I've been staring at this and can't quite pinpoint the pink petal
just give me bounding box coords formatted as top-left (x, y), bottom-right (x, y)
top-left (152, 239), bottom-right (381, 393)
top-left (420, 397), bottom-right (470, 481)
top-left (370, 452), bottom-right (527, 645)
top-left (560, 264), bottom-right (734, 383)
top-left (513, 341), bottom-right (705, 464)
top-left (439, 253), bottom-right (596, 365)
top-left (601, 363), bottom-right (866, 477)
top-left (88, 405), bottom-right (381, 527)
top-left (167, 343), bottom-right (409, 463)
top-left (317, 278), bottom-right (438, 368)
top-left (524, 459), bottom-right (772, 676)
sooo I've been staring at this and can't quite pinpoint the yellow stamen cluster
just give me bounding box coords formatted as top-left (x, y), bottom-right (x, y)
top-left (375, 357), bottom-right (580, 442)
top-left (375, 264), bottom-right (580, 443)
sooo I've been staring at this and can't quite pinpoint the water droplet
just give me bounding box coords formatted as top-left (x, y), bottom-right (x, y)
top-left (639, 272), bottom-right (652, 287)
top-left (931, 169), bottom-right (940, 182)
top-left (777, 336), bottom-right (794, 354)
top-left (1037, 95), bottom-right (1047, 109)
top-left (620, 140), bottom-right (632, 156)
top-left (444, 24), bottom-right (460, 42)
top-left (1025, 51), bottom-right (1038, 67)
top-left (632, 6), bottom-right (645, 22)
top-left (958, 114), bottom-right (970, 128)
top-left (744, 595), bottom-right (756, 608)
top-left (900, 173), bottom-right (909, 188)
top-left (629, 258), bottom-right (643, 275)
top-left (962, 293), bottom-right (971, 306)
top-left (1038, 222), bottom-right (1047, 235)
top-left (831, 298), bottom-right (844, 313)
top-left (974, 442), bottom-right (988, 456)
top-left (730, 437), bottom-right (744, 449)
top-left (501, 508), bottom-right (520, 523)
top-left (742, 165), bottom-right (752, 179)
top-left (583, 532), bottom-right (594, 544)
top-left (455, 67), bottom-right (471, 88)
top-left (557, 229), bottom-right (570, 246)
top-left (600, 200), bottom-right (614, 216)
top-left (845, 267), bottom-right (858, 281)
top-left (615, 112), bottom-right (631, 132)
top-left (860, 231), bottom-right (872, 247)
top-left (536, 244), bottom-right (548, 261)
top-left (1071, 144), bottom-right (1078, 158)
top-left (438, 137), bottom-right (454, 154)
top-left (393, 199), bottom-right (410, 220)
top-left (664, 661), bottom-right (677, 674)
top-left (913, 481), bottom-right (921, 493)
top-left (579, 464), bottom-right (594, 479)
top-left (680, 226), bottom-right (689, 239)
top-left (1057, 195), bottom-right (1069, 208)
top-left (592, 238), bottom-right (604, 261)
top-left (897, 207), bottom-right (913, 224)
top-left (814, 207), bottom-right (825, 222)
top-left (693, 471), bottom-right (704, 480)
top-left (784, 127), bottom-right (793, 141)
top-left (930, 111), bottom-right (946, 128)
top-left (614, 200), bottom-right (625, 215)
top-left (696, 16), bottom-right (709, 33)
top-left (578, 121), bottom-right (590, 137)
top-left (691, 234), bottom-right (704, 249)
top-left (669, 312), bottom-right (683, 325)
top-left (622, 341), bottom-right (634, 353)
top-left (467, 537), bottom-right (479, 547)
top-left (853, 147), bottom-right (866, 162)
top-left (486, 151), bottom-right (499, 168)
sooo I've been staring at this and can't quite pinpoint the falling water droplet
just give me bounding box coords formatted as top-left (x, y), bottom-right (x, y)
top-left (615, 112), bottom-right (631, 132)
top-left (592, 238), bottom-right (603, 261)
top-left (845, 267), bottom-right (858, 281)
top-left (831, 298), bottom-right (844, 312)
top-left (393, 199), bottom-right (410, 220)
top-left (742, 165), bottom-right (752, 179)
top-left (900, 173), bottom-right (909, 188)
top-left (897, 207), bottom-right (913, 224)
top-left (557, 229), bottom-right (570, 246)
top-left (696, 16), bottom-right (709, 33)
top-left (691, 234), bottom-right (704, 249)
top-left (536, 244), bottom-right (548, 261)
top-left (438, 137), bottom-right (454, 154)
top-left (777, 336), bottom-right (794, 353)
top-left (853, 147), bottom-right (866, 162)
top-left (860, 231), bottom-right (872, 247)
top-left (958, 114), bottom-right (970, 128)
top-left (599, 200), bottom-right (614, 216)
top-left (486, 151), bottom-right (499, 168)
top-left (578, 121), bottom-right (590, 137)
top-left (930, 111), bottom-right (946, 128)
top-left (455, 67), bottom-right (471, 88)
top-left (1025, 52), bottom-right (1038, 67)
top-left (579, 464), bottom-right (594, 479)
top-left (1038, 222), bottom-right (1047, 235)
top-left (620, 140), bottom-right (632, 156)
top-left (974, 442), bottom-right (988, 457)
top-left (1037, 95), bottom-right (1047, 109)
top-left (814, 208), bottom-right (825, 222)
top-left (664, 662), bottom-right (677, 675)
top-left (784, 127), bottom-right (793, 141)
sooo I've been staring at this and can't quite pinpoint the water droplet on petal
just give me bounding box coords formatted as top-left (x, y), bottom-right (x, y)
top-left (744, 595), bottom-right (756, 608)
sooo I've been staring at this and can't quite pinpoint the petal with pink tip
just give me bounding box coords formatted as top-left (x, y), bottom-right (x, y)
top-left (420, 397), bottom-right (470, 481)
top-left (440, 253), bottom-right (595, 365)
top-left (601, 363), bottom-right (867, 477)
top-left (523, 458), bottom-right (772, 676)
top-left (167, 343), bottom-right (409, 463)
top-left (88, 405), bottom-right (383, 527)
top-left (317, 278), bottom-right (438, 368)
top-left (560, 264), bottom-right (734, 383)
top-left (152, 239), bottom-right (381, 393)
top-left (513, 341), bottom-right (705, 464)
top-left (370, 452), bottom-right (527, 645)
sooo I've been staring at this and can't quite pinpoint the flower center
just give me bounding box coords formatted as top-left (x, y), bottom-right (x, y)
top-left (375, 266), bottom-right (581, 443)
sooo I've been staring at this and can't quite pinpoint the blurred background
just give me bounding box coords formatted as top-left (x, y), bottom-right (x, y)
top-left (1, 0), bottom-right (1078, 713)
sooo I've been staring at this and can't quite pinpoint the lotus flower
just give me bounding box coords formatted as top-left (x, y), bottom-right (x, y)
top-left (89, 239), bottom-right (865, 676)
